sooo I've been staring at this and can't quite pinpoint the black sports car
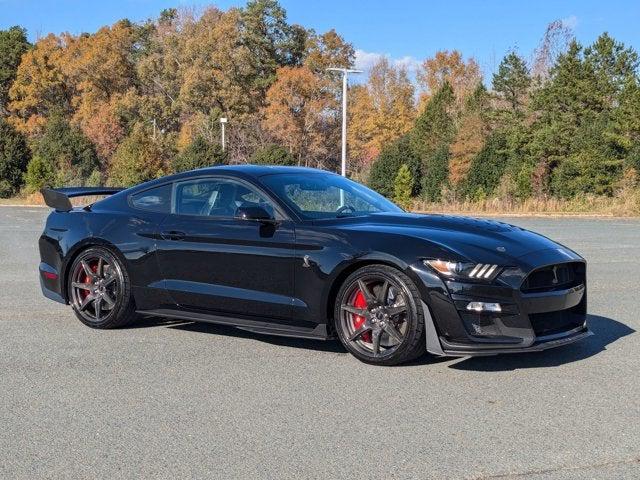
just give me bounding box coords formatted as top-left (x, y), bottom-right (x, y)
top-left (39, 166), bottom-right (591, 365)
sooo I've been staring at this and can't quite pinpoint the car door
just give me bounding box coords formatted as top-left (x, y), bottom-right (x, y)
top-left (156, 175), bottom-right (296, 321)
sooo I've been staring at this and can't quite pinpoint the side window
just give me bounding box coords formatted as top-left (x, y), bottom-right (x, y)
top-left (174, 178), bottom-right (278, 219)
top-left (130, 184), bottom-right (172, 213)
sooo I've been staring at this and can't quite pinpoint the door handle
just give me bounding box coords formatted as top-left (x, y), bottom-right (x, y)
top-left (161, 230), bottom-right (186, 241)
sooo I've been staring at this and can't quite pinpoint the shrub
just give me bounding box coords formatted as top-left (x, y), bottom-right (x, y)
top-left (250, 144), bottom-right (295, 166)
top-left (24, 155), bottom-right (55, 193)
top-left (0, 118), bottom-right (30, 197)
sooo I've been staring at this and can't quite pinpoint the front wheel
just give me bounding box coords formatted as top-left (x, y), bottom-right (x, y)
top-left (68, 246), bottom-right (138, 329)
top-left (334, 265), bottom-right (426, 365)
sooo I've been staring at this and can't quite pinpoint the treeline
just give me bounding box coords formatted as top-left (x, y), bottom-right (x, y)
top-left (0, 1), bottom-right (353, 196)
top-left (0, 2), bottom-right (639, 209)
top-left (368, 28), bottom-right (640, 206)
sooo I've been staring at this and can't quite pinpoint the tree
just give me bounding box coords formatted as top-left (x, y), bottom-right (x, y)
top-left (449, 84), bottom-right (491, 186)
top-left (240, 0), bottom-right (306, 95)
top-left (0, 26), bottom-right (30, 115)
top-left (532, 19), bottom-right (574, 82)
top-left (250, 144), bottom-right (295, 165)
top-left (368, 135), bottom-right (420, 198)
top-left (492, 52), bottom-right (531, 115)
top-left (463, 132), bottom-right (508, 199)
top-left (393, 164), bottom-right (413, 210)
top-left (411, 82), bottom-right (456, 200)
top-left (9, 34), bottom-right (74, 135)
top-left (172, 136), bottom-right (227, 173)
top-left (417, 50), bottom-right (481, 106)
top-left (303, 29), bottom-right (354, 73)
top-left (0, 118), bottom-right (30, 196)
top-left (109, 125), bottom-right (175, 186)
top-left (24, 155), bottom-right (55, 193)
top-left (261, 66), bottom-right (331, 166)
top-left (348, 57), bottom-right (416, 169)
top-left (33, 114), bottom-right (100, 186)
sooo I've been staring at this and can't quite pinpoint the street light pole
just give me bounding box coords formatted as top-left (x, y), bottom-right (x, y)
top-left (326, 68), bottom-right (362, 177)
top-left (219, 117), bottom-right (228, 151)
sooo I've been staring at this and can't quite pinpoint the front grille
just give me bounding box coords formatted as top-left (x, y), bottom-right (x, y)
top-left (529, 310), bottom-right (584, 337)
top-left (521, 262), bottom-right (585, 293)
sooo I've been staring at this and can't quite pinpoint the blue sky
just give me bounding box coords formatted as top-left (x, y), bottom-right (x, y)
top-left (1, 0), bottom-right (639, 81)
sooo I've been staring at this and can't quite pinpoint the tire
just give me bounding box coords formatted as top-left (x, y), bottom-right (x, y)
top-left (333, 264), bottom-right (426, 366)
top-left (67, 246), bottom-right (139, 329)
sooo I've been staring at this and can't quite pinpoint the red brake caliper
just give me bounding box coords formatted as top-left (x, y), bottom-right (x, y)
top-left (79, 261), bottom-right (97, 300)
top-left (352, 290), bottom-right (371, 343)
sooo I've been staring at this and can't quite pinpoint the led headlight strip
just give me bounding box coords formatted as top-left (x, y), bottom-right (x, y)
top-left (469, 264), bottom-right (498, 279)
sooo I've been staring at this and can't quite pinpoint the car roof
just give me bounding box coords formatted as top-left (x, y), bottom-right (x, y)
top-left (193, 164), bottom-right (333, 178)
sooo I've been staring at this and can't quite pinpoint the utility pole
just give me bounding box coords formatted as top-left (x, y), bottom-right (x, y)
top-left (326, 68), bottom-right (362, 177)
top-left (219, 117), bottom-right (228, 151)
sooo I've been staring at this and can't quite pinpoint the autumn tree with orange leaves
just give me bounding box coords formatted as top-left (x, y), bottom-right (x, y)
top-left (262, 66), bottom-right (334, 167)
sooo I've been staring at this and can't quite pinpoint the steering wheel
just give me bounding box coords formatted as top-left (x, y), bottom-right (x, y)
top-left (335, 205), bottom-right (356, 216)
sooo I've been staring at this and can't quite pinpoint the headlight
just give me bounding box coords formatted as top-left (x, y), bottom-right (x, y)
top-left (423, 259), bottom-right (501, 281)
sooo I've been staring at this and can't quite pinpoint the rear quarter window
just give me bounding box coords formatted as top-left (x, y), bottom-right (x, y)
top-left (130, 184), bottom-right (172, 213)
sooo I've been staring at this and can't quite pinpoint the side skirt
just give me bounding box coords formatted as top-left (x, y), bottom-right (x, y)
top-left (136, 308), bottom-right (332, 341)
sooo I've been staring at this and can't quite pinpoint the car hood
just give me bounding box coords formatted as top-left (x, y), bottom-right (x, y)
top-left (334, 212), bottom-right (581, 266)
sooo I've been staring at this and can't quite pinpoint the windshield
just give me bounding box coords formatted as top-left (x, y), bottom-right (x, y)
top-left (260, 172), bottom-right (403, 220)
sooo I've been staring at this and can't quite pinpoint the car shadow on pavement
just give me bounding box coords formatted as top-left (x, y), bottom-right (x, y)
top-left (165, 320), bottom-right (348, 354)
top-left (448, 314), bottom-right (634, 371)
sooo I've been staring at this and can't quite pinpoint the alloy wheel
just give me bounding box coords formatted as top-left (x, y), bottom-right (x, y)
top-left (339, 275), bottom-right (410, 358)
top-left (69, 252), bottom-right (122, 324)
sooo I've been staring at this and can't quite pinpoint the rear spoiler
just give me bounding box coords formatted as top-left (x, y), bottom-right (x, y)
top-left (41, 187), bottom-right (124, 212)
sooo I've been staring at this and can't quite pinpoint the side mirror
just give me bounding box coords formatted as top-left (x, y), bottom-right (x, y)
top-left (235, 205), bottom-right (277, 224)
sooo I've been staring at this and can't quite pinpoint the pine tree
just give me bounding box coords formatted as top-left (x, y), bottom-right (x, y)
top-left (393, 164), bottom-right (413, 209)
top-left (492, 52), bottom-right (531, 116)
top-left (0, 118), bottom-right (30, 196)
top-left (411, 82), bottom-right (455, 201)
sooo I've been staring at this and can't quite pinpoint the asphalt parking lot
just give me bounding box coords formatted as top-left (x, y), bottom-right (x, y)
top-left (0, 206), bottom-right (638, 479)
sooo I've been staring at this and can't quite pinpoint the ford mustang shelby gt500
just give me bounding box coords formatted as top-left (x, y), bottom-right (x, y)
top-left (39, 166), bottom-right (591, 365)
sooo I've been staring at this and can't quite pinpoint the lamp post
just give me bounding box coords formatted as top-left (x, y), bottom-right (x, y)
top-left (219, 117), bottom-right (228, 151)
top-left (326, 68), bottom-right (362, 177)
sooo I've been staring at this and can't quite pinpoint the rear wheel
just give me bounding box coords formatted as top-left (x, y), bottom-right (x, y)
top-left (334, 265), bottom-right (426, 365)
top-left (68, 247), bottom-right (138, 329)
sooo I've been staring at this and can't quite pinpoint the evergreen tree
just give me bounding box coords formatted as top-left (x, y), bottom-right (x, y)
top-left (0, 118), bottom-right (30, 196)
top-left (393, 163), bottom-right (413, 209)
top-left (250, 144), bottom-right (295, 165)
top-left (33, 114), bottom-right (100, 187)
top-left (492, 51), bottom-right (531, 116)
top-left (411, 82), bottom-right (455, 201)
top-left (0, 26), bottom-right (30, 114)
top-left (173, 136), bottom-right (227, 173)
top-left (463, 132), bottom-right (509, 199)
top-left (368, 134), bottom-right (420, 198)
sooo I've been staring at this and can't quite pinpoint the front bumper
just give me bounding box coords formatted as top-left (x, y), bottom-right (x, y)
top-left (413, 257), bottom-right (591, 356)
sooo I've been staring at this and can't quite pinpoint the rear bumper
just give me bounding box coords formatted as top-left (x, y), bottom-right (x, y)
top-left (39, 262), bottom-right (66, 304)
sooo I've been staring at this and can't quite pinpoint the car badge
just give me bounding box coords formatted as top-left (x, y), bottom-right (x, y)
top-left (496, 246), bottom-right (506, 252)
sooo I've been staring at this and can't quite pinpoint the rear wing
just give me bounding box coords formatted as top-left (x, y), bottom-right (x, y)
top-left (41, 187), bottom-right (124, 212)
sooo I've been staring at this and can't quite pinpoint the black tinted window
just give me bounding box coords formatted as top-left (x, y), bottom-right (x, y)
top-left (175, 178), bottom-right (276, 218)
top-left (130, 184), bottom-right (172, 213)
